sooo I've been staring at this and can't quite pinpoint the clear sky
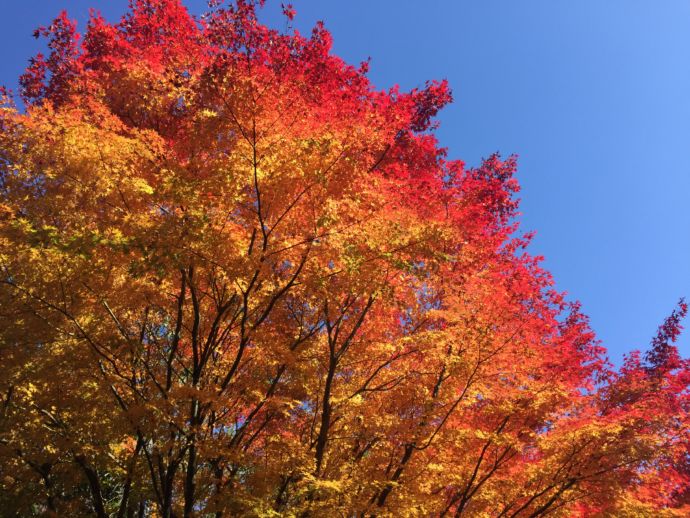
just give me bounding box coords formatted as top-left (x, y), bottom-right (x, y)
top-left (1, 1), bottom-right (688, 364)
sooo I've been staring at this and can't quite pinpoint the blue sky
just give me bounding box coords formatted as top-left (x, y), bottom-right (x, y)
top-left (1, 1), bottom-right (688, 363)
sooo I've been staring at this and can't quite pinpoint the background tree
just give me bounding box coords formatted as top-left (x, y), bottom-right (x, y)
top-left (0, 1), bottom-right (688, 516)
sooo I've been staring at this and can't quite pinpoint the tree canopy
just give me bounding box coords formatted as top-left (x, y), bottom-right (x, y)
top-left (0, 1), bottom-right (688, 516)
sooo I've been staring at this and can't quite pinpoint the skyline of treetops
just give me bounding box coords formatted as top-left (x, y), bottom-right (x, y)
top-left (0, 1), bottom-right (688, 516)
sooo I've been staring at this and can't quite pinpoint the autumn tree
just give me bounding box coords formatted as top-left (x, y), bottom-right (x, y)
top-left (0, 1), bottom-right (688, 516)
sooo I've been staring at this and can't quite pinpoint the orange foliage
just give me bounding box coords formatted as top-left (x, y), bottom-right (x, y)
top-left (0, 2), bottom-right (688, 516)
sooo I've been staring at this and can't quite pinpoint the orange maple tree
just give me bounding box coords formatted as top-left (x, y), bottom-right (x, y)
top-left (0, 1), bottom-right (688, 516)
